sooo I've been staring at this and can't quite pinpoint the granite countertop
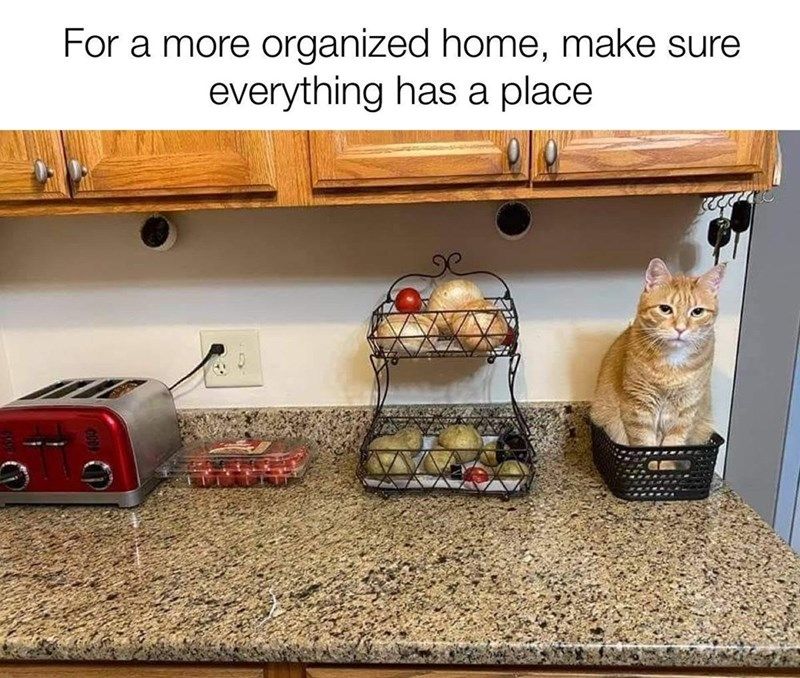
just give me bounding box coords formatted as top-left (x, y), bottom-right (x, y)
top-left (1, 403), bottom-right (800, 668)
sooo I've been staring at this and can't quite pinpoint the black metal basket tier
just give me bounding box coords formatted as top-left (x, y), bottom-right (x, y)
top-left (358, 411), bottom-right (534, 495)
top-left (359, 253), bottom-right (534, 499)
top-left (367, 253), bottom-right (519, 362)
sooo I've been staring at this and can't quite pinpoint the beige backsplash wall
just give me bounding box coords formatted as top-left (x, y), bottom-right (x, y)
top-left (0, 197), bottom-right (747, 460)
top-left (0, 330), bottom-right (12, 404)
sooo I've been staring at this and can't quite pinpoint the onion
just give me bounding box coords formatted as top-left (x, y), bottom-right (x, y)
top-left (374, 313), bottom-right (437, 356)
top-left (447, 300), bottom-right (509, 353)
top-left (427, 280), bottom-right (484, 333)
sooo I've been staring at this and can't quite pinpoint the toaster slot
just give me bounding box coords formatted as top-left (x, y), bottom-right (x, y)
top-left (43, 380), bottom-right (94, 399)
top-left (73, 379), bottom-right (122, 399)
top-left (20, 381), bottom-right (71, 400)
top-left (99, 379), bottom-right (146, 399)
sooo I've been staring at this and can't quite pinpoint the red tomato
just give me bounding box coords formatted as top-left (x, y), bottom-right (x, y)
top-left (261, 447), bottom-right (308, 472)
top-left (216, 467), bottom-right (238, 487)
top-left (237, 466), bottom-right (261, 487)
top-left (189, 466), bottom-right (217, 488)
top-left (464, 466), bottom-right (490, 484)
top-left (263, 467), bottom-right (293, 486)
top-left (395, 287), bottom-right (423, 313)
top-left (187, 458), bottom-right (212, 472)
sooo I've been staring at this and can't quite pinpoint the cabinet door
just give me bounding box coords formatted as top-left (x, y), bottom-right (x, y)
top-left (533, 131), bottom-right (773, 182)
top-left (0, 131), bottom-right (69, 200)
top-left (61, 131), bottom-right (278, 198)
top-left (309, 131), bottom-right (529, 188)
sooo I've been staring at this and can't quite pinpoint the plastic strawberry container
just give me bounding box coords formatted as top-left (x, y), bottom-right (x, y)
top-left (157, 438), bottom-right (314, 488)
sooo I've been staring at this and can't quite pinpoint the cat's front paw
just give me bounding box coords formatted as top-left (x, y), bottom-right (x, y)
top-left (627, 433), bottom-right (658, 447)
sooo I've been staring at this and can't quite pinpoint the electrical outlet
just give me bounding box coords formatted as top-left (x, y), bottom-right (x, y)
top-left (200, 330), bottom-right (263, 388)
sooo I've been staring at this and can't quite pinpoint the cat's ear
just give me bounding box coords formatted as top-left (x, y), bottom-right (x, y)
top-left (698, 263), bottom-right (726, 293)
top-left (644, 258), bottom-right (672, 290)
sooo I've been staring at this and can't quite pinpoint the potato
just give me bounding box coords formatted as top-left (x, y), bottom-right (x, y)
top-left (368, 426), bottom-right (423, 454)
top-left (365, 450), bottom-right (415, 476)
top-left (375, 314), bottom-right (437, 356)
top-left (447, 300), bottom-right (509, 353)
top-left (394, 425), bottom-right (423, 453)
top-left (422, 447), bottom-right (458, 475)
top-left (496, 460), bottom-right (530, 477)
top-left (427, 280), bottom-right (484, 333)
top-left (479, 441), bottom-right (500, 467)
top-left (438, 424), bottom-right (482, 463)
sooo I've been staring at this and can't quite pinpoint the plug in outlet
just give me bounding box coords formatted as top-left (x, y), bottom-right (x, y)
top-left (200, 330), bottom-right (263, 388)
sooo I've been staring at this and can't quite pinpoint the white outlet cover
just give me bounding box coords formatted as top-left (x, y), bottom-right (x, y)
top-left (200, 330), bottom-right (263, 388)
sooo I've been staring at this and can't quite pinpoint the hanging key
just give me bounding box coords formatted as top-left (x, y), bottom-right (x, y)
top-left (730, 199), bottom-right (753, 259)
top-left (707, 213), bottom-right (731, 265)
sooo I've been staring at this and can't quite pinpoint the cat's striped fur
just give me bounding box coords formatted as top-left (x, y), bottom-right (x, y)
top-left (590, 258), bottom-right (725, 447)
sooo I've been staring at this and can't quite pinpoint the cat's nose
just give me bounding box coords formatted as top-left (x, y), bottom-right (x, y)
top-left (675, 327), bottom-right (686, 337)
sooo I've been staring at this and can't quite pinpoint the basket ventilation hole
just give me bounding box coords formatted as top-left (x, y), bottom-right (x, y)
top-left (647, 459), bottom-right (692, 472)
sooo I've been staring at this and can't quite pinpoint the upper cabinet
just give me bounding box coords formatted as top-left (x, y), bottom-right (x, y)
top-left (309, 131), bottom-right (530, 188)
top-left (61, 131), bottom-right (278, 198)
top-left (0, 130), bottom-right (778, 216)
top-left (0, 131), bottom-right (69, 201)
top-left (533, 131), bottom-right (775, 182)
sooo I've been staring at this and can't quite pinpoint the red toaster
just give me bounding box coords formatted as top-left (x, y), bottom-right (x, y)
top-left (0, 378), bottom-right (182, 507)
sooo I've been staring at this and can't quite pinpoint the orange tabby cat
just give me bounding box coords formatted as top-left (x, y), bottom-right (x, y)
top-left (590, 258), bottom-right (725, 447)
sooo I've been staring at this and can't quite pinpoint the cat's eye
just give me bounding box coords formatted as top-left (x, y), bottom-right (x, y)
top-left (658, 304), bottom-right (673, 315)
top-left (690, 307), bottom-right (706, 317)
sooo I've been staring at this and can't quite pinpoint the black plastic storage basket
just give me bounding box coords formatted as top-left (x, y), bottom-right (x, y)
top-left (591, 423), bottom-right (724, 501)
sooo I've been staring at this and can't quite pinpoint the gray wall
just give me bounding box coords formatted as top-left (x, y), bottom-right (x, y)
top-left (726, 132), bottom-right (800, 523)
top-left (775, 333), bottom-right (800, 544)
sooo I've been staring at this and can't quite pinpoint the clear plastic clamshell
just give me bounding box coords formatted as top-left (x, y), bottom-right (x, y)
top-left (157, 438), bottom-right (314, 488)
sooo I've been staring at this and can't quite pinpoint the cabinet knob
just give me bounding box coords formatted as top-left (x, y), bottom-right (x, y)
top-left (33, 159), bottom-right (54, 184)
top-left (544, 138), bottom-right (558, 168)
top-left (507, 137), bottom-right (521, 167)
top-left (67, 159), bottom-right (88, 185)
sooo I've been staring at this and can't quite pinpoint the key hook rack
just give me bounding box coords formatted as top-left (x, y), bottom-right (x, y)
top-left (702, 190), bottom-right (776, 264)
top-left (702, 190), bottom-right (776, 213)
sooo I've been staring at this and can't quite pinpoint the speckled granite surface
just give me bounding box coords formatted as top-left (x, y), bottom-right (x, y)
top-left (1, 403), bottom-right (800, 668)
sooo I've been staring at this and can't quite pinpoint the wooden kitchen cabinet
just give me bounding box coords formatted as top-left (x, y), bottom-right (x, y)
top-left (0, 130), bottom-right (779, 217)
top-left (0, 131), bottom-right (69, 201)
top-left (309, 131), bottom-right (530, 188)
top-left (307, 670), bottom-right (519, 677)
top-left (307, 669), bottom-right (800, 678)
top-left (533, 131), bottom-right (775, 182)
top-left (60, 131), bottom-right (278, 198)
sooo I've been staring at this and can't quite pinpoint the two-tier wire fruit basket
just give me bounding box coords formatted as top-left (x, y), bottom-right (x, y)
top-left (358, 252), bottom-right (534, 499)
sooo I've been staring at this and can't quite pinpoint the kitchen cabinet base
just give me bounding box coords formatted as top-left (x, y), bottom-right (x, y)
top-left (0, 173), bottom-right (775, 218)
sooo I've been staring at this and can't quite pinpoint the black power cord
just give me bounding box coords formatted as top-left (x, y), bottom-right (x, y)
top-left (170, 343), bottom-right (225, 392)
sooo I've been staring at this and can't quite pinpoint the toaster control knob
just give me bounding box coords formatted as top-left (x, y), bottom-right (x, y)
top-left (0, 462), bottom-right (29, 491)
top-left (81, 461), bottom-right (113, 491)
